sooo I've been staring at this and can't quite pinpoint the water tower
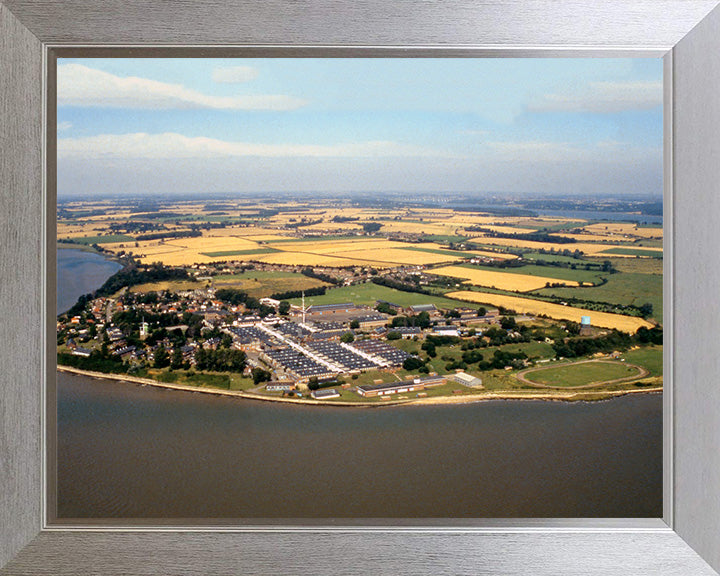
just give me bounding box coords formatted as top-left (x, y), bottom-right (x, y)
top-left (580, 316), bottom-right (592, 335)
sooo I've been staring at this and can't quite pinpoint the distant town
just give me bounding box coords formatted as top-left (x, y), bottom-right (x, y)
top-left (57, 195), bottom-right (663, 404)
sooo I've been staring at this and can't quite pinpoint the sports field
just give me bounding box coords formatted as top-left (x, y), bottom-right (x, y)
top-left (288, 282), bottom-right (476, 310)
top-left (518, 360), bottom-right (645, 388)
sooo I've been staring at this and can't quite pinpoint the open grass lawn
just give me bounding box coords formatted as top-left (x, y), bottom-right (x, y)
top-left (127, 270), bottom-right (328, 298)
top-left (600, 247), bottom-right (663, 258)
top-left (454, 263), bottom-right (607, 285)
top-left (522, 361), bottom-right (643, 387)
top-left (288, 282), bottom-right (480, 310)
top-left (212, 271), bottom-right (329, 298)
top-left (533, 272), bottom-right (663, 322)
top-left (128, 280), bottom-right (204, 294)
top-left (606, 257), bottom-right (663, 275)
top-left (71, 234), bottom-right (135, 245)
top-left (520, 252), bottom-right (586, 264)
top-left (621, 345), bottom-right (663, 377)
top-left (634, 239), bottom-right (664, 248)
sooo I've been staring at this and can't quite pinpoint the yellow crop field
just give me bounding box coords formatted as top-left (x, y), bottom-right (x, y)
top-left (378, 221), bottom-right (461, 235)
top-left (57, 223), bottom-right (107, 238)
top-left (583, 222), bottom-right (663, 239)
top-left (481, 225), bottom-right (538, 235)
top-left (469, 250), bottom-right (519, 260)
top-left (445, 291), bottom-right (653, 332)
top-left (174, 236), bottom-right (262, 252)
top-left (472, 235), bottom-right (662, 256)
top-left (268, 238), bottom-right (407, 255)
top-left (433, 266), bottom-right (579, 292)
top-left (302, 222), bottom-right (364, 232)
top-left (332, 248), bottom-right (463, 266)
top-left (254, 251), bottom-right (392, 268)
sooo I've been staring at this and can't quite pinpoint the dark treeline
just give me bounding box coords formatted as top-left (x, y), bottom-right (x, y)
top-left (371, 276), bottom-right (432, 295)
top-left (57, 351), bottom-right (127, 374)
top-left (270, 286), bottom-right (327, 300)
top-left (135, 229), bottom-right (202, 241)
top-left (96, 264), bottom-right (193, 299)
top-left (64, 263), bottom-right (195, 318)
top-left (194, 347), bottom-right (246, 373)
top-left (465, 227), bottom-right (577, 244)
top-left (553, 330), bottom-right (635, 358)
top-left (301, 268), bottom-right (343, 286)
top-left (390, 312), bottom-right (431, 329)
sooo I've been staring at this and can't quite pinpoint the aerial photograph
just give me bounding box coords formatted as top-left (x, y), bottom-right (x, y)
top-left (55, 58), bottom-right (663, 520)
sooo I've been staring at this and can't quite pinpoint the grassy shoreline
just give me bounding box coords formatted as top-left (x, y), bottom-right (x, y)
top-left (57, 365), bottom-right (662, 407)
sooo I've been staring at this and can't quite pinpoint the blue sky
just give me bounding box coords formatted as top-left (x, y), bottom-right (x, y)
top-left (57, 58), bottom-right (663, 197)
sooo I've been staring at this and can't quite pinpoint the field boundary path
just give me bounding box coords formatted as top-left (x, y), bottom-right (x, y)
top-left (514, 358), bottom-right (649, 389)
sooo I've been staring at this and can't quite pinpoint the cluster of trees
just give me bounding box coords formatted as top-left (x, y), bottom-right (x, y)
top-left (270, 286), bottom-right (326, 300)
top-left (134, 229), bottom-right (202, 241)
top-left (465, 227), bottom-right (577, 244)
top-left (214, 288), bottom-right (275, 317)
top-left (552, 330), bottom-right (633, 358)
top-left (375, 301), bottom-right (398, 315)
top-left (331, 215), bottom-right (359, 223)
top-left (300, 267), bottom-right (343, 286)
top-left (390, 311), bottom-right (431, 329)
top-left (362, 222), bottom-right (383, 234)
top-left (371, 275), bottom-right (432, 296)
top-left (193, 347), bottom-right (246, 372)
top-left (57, 350), bottom-right (127, 374)
top-left (94, 263), bottom-right (193, 300)
top-left (635, 326), bottom-right (663, 345)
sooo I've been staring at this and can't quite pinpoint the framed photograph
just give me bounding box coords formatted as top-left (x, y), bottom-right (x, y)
top-left (2, 1), bottom-right (720, 574)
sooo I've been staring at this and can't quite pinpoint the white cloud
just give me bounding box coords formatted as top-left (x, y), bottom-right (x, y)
top-left (57, 64), bottom-right (306, 110)
top-left (57, 132), bottom-right (451, 159)
top-left (530, 81), bottom-right (662, 113)
top-left (481, 138), bottom-right (661, 164)
top-left (57, 121), bottom-right (72, 131)
top-left (212, 66), bottom-right (258, 83)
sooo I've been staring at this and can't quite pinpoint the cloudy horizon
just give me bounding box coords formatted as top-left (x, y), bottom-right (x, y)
top-left (57, 58), bottom-right (663, 198)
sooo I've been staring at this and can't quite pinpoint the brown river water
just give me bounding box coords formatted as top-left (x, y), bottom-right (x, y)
top-left (56, 371), bottom-right (662, 520)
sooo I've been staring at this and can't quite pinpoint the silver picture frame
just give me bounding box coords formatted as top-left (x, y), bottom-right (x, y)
top-left (2, 1), bottom-right (720, 574)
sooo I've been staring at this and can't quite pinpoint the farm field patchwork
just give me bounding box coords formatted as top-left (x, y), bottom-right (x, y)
top-left (431, 265), bottom-right (581, 292)
top-left (455, 263), bottom-right (607, 285)
top-left (288, 282), bottom-right (477, 309)
top-left (533, 272), bottom-right (663, 322)
top-left (598, 247), bottom-right (664, 258)
top-left (444, 291), bottom-right (654, 332)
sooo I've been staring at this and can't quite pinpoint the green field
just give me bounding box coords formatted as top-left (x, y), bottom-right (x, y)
top-left (521, 252), bottom-right (586, 264)
top-left (400, 246), bottom-right (473, 258)
top-left (634, 239), bottom-right (664, 248)
top-left (599, 247), bottom-right (663, 258)
top-left (621, 346), bottom-right (663, 377)
top-left (533, 272), bottom-right (663, 322)
top-left (69, 234), bottom-right (134, 245)
top-left (421, 234), bottom-right (469, 244)
top-left (212, 271), bottom-right (329, 298)
top-left (453, 263), bottom-right (607, 285)
top-left (200, 248), bottom-right (279, 257)
top-left (391, 339), bottom-right (555, 371)
top-left (522, 361), bottom-right (644, 387)
top-left (606, 257), bottom-right (663, 275)
top-left (288, 282), bottom-right (478, 309)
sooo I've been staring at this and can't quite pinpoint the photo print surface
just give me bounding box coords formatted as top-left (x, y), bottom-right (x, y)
top-left (55, 58), bottom-right (663, 520)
